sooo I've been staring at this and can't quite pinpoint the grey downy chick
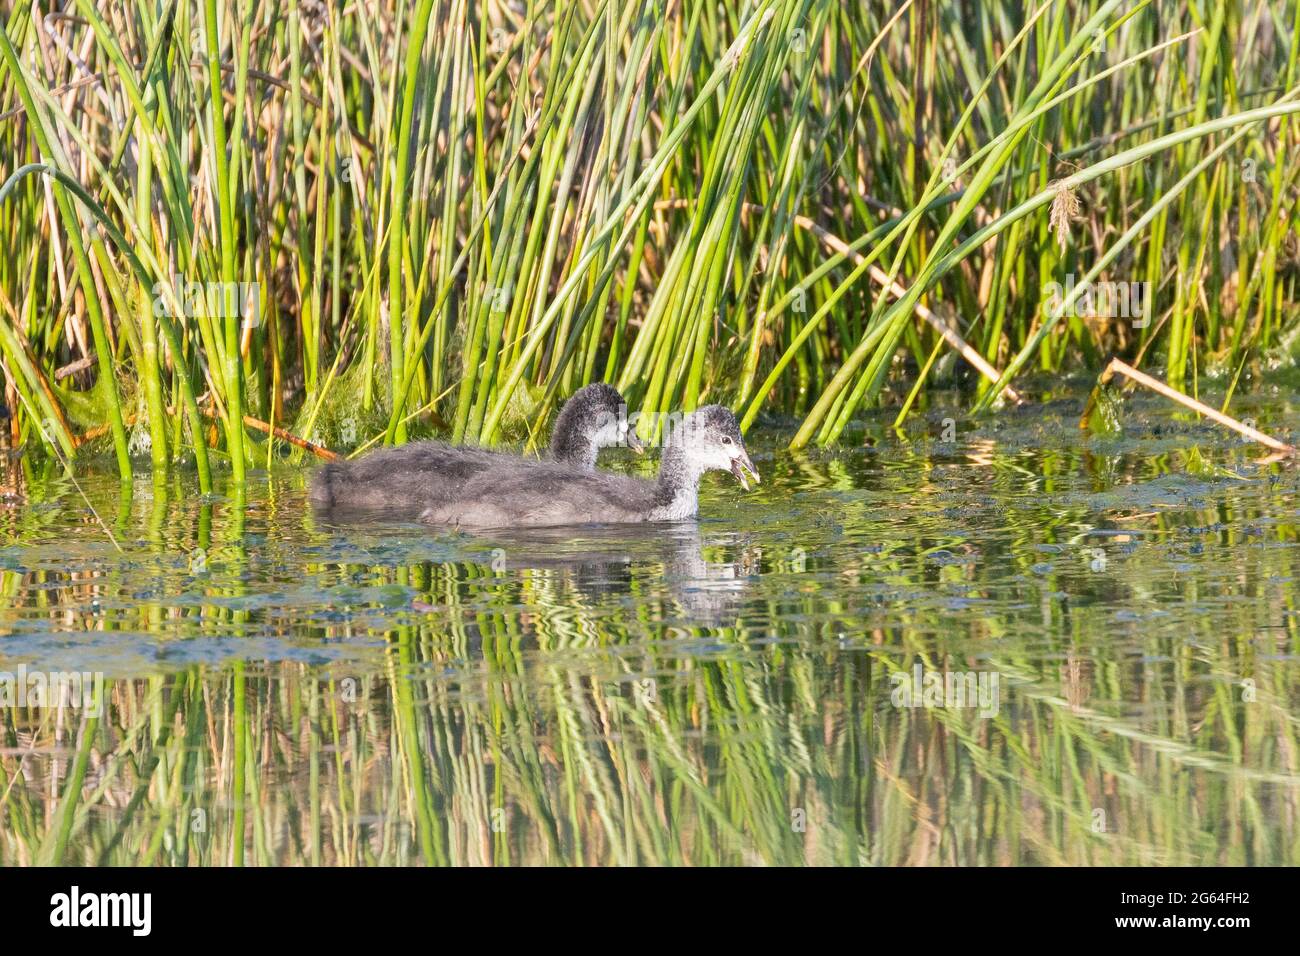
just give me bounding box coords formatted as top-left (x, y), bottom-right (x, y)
top-left (308, 383), bottom-right (640, 512)
top-left (419, 405), bottom-right (758, 529)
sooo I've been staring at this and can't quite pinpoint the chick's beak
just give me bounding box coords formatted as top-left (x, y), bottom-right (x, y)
top-left (729, 449), bottom-right (760, 491)
top-left (624, 428), bottom-right (646, 455)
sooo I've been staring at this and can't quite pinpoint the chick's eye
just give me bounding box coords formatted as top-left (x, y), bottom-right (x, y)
top-left (722, 436), bottom-right (732, 444)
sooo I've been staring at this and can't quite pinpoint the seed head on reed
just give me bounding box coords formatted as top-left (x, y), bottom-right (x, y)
top-left (1049, 180), bottom-right (1082, 253)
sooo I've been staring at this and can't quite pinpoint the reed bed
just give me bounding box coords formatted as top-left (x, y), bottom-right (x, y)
top-left (2, 0), bottom-right (1300, 484)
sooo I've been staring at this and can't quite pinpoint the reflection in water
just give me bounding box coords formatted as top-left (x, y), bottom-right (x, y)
top-left (1, 390), bottom-right (1299, 864)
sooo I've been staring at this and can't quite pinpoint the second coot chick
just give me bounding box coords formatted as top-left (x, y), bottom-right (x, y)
top-left (309, 383), bottom-right (638, 511)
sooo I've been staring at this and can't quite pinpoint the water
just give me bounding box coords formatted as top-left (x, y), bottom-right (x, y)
top-left (2, 385), bottom-right (1299, 865)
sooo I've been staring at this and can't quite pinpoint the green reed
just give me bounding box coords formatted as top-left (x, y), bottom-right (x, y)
top-left (2, 416), bottom-right (1300, 864)
top-left (2, 0), bottom-right (1299, 483)
top-left (3, 557), bottom-right (1297, 865)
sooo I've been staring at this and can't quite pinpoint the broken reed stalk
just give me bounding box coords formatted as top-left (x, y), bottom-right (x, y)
top-left (241, 417), bottom-right (341, 461)
top-left (654, 198), bottom-right (1024, 406)
top-left (77, 411), bottom-right (341, 461)
top-left (1100, 357), bottom-right (1297, 455)
top-left (790, 214), bottom-right (1024, 406)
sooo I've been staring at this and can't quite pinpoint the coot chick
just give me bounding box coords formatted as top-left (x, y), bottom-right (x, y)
top-left (419, 405), bottom-right (758, 529)
top-left (309, 383), bottom-right (639, 511)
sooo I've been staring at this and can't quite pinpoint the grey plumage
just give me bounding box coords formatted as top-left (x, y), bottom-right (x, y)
top-left (309, 442), bottom-right (515, 512)
top-left (308, 382), bottom-right (635, 512)
top-left (548, 382), bottom-right (629, 469)
top-left (421, 405), bottom-right (758, 529)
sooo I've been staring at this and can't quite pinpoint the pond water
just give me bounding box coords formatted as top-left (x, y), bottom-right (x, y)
top-left (2, 384), bottom-right (1299, 865)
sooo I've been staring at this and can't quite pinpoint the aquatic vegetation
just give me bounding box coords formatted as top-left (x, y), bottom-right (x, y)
top-left (0, 1), bottom-right (1297, 483)
top-left (1, 394), bottom-right (1298, 865)
top-left (3, 1), bottom-right (1297, 868)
